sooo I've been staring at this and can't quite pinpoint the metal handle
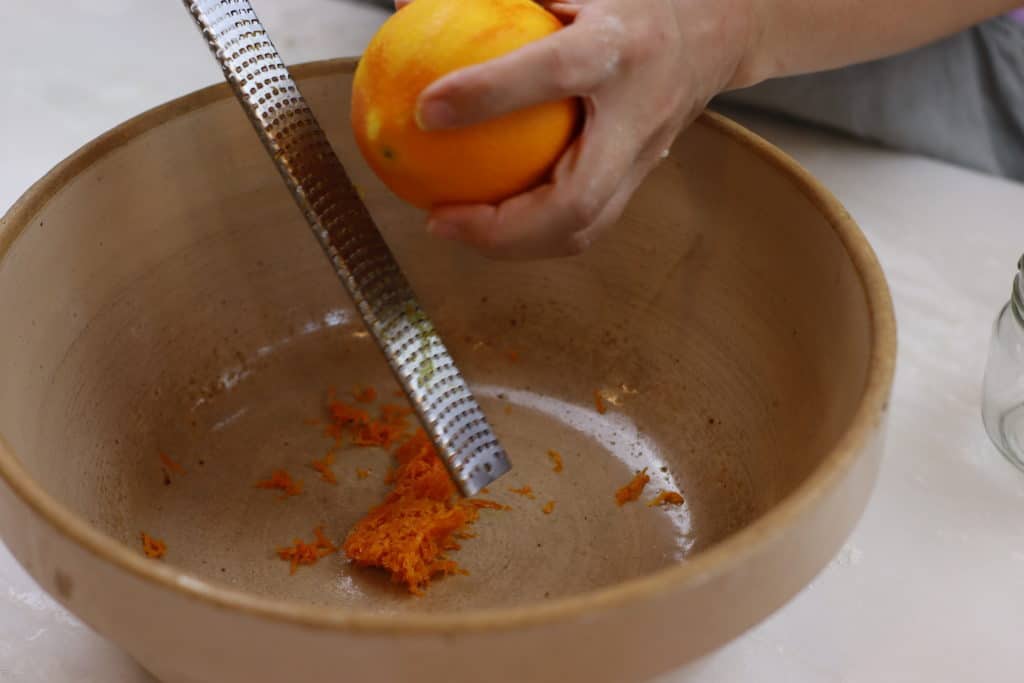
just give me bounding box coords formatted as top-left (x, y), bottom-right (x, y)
top-left (183, 0), bottom-right (511, 495)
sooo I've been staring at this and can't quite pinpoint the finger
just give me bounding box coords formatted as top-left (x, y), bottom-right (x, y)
top-left (428, 186), bottom-right (566, 260)
top-left (417, 16), bottom-right (623, 130)
top-left (540, 2), bottom-right (582, 20)
top-left (568, 159), bottom-right (651, 252)
top-left (426, 104), bottom-right (640, 259)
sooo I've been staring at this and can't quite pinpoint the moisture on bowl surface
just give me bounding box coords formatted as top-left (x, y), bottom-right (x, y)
top-left (0, 60), bottom-right (894, 683)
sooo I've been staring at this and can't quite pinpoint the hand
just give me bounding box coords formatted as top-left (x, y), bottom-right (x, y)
top-left (402, 0), bottom-right (757, 259)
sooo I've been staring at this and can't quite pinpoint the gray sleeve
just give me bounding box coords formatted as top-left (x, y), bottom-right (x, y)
top-left (716, 17), bottom-right (1024, 181)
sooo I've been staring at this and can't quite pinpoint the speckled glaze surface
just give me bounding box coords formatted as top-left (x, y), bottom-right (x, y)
top-left (0, 60), bottom-right (895, 683)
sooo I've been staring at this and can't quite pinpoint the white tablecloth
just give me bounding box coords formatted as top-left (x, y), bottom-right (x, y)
top-left (2, 2), bottom-right (1023, 680)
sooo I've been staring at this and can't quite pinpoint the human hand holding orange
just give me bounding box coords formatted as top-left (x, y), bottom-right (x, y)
top-left (359, 0), bottom-right (1019, 259)
top-left (395, 0), bottom-right (754, 259)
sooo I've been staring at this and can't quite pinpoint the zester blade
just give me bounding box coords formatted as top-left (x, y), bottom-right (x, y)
top-left (183, 0), bottom-right (511, 495)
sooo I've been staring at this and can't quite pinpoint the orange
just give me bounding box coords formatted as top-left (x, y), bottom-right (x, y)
top-left (351, 0), bottom-right (579, 209)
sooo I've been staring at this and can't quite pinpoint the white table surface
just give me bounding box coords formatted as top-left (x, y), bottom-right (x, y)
top-left (2, 2), bottom-right (1023, 681)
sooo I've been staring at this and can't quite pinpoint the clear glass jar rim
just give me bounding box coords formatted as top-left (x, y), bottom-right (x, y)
top-left (1013, 254), bottom-right (1024, 325)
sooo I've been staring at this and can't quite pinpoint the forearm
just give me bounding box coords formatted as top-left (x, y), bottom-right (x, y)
top-left (730, 0), bottom-right (1020, 87)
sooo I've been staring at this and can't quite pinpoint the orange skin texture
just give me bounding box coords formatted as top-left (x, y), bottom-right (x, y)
top-left (351, 0), bottom-right (579, 209)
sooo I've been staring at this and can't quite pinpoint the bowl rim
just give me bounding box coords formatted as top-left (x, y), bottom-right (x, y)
top-left (0, 57), bottom-right (896, 635)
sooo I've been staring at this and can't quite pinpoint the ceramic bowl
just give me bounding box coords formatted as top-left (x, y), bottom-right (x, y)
top-left (0, 59), bottom-right (895, 683)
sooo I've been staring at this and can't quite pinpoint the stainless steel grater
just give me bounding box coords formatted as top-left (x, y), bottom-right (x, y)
top-left (183, 0), bottom-right (511, 495)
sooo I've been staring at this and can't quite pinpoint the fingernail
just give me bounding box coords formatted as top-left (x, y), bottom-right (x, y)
top-left (416, 99), bottom-right (456, 131)
top-left (427, 219), bottom-right (458, 240)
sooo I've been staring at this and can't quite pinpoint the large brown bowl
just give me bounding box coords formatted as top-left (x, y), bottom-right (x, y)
top-left (0, 59), bottom-right (895, 683)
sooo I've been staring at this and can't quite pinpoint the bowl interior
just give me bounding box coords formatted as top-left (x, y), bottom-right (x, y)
top-left (0, 64), bottom-right (872, 613)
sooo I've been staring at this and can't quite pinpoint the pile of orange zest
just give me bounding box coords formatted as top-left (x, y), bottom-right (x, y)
top-left (277, 526), bottom-right (339, 575)
top-left (594, 390), bottom-right (607, 415)
top-left (141, 532), bottom-right (167, 559)
top-left (310, 453), bottom-right (338, 485)
top-left (547, 449), bottom-right (564, 473)
top-left (615, 468), bottom-right (650, 506)
top-left (255, 469), bottom-right (304, 499)
top-left (356, 468), bottom-right (371, 480)
top-left (542, 500), bottom-right (556, 515)
top-left (354, 385), bottom-right (378, 403)
top-left (159, 452), bottom-right (185, 476)
top-left (648, 491), bottom-right (685, 507)
top-left (508, 485), bottom-right (536, 500)
top-left (344, 429), bottom-right (497, 594)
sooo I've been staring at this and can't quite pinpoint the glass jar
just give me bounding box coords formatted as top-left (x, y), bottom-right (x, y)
top-left (982, 253), bottom-right (1024, 469)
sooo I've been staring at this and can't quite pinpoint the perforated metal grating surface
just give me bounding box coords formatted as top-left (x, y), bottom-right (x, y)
top-left (183, 0), bottom-right (510, 495)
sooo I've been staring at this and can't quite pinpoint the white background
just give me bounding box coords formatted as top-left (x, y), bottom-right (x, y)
top-left (1, 1), bottom-right (1023, 680)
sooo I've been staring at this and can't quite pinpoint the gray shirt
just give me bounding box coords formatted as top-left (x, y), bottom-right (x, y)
top-left (718, 17), bottom-right (1024, 181)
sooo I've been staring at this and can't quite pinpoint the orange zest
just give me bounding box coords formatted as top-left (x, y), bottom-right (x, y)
top-left (159, 452), bottom-right (185, 476)
top-left (328, 400), bottom-right (371, 425)
top-left (508, 485), bottom-right (536, 500)
top-left (354, 420), bottom-right (407, 448)
top-left (276, 526), bottom-right (339, 575)
top-left (466, 498), bottom-right (511, 511)
top-left (594, 390), bottom-right (607, 415)
top-left (648, 491), bottom-right (685, 507)
top-left (547, 449), bottom-right (564, 473)
top-left (141, 532), bottom-right (167, 559)
top-left (324, 395), bottom-right (412, 449)
top-left (310, 453), bottom-right (338, 485)
top-left (343, 429), bottom-right (502, 594)
top-left (354, 385), bottom-right (378, 403)
top-left (615, 468), bottom-right (650, 506)
top-left (255, 469), bottom-right (304, 499)
top-left (380, 403), bottom-right (413, 426)
top-left (506, 350), bottom-right (521, 363)
top-left (356, 468), bottom-right (371, 480)
top-left (542, 500), bottom-right (556, 515)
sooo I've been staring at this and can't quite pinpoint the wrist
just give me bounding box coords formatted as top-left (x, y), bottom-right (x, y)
top-left (723, 0), bottom-right (773, 90)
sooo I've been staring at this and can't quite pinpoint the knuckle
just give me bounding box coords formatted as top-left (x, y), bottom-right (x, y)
top-left (545, 42), bottom-right (583, 93)
top-left (468, 226), bottom-right (504, 252)
top-left (563, 193), bottom-right (603, 229)
top-left (562, 232), bottom-right (594, 257)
